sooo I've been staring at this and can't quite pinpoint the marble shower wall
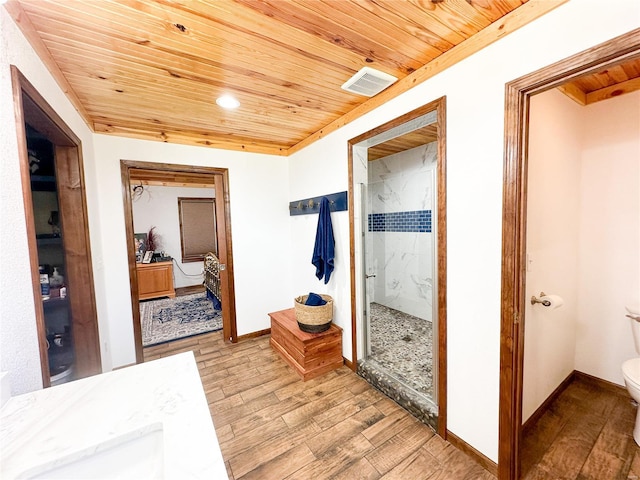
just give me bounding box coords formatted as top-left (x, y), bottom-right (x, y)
top-left (367, 141), bottom-right (437, 320)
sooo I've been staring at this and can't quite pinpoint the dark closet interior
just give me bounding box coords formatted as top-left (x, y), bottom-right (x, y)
top-left (27, 124), bottom-right (75, 385)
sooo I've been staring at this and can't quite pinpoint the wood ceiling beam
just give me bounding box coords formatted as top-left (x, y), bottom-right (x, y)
top-left (287, 0), bottom-right (569, 156)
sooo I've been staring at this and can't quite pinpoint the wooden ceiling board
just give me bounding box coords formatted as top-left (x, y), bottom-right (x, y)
top-left (34, 12), bottom-right (357, 100)
top-left (234, 0), bottom-right (426, 76)
top-left (130, 168), bottom-right (215, 184)
top-left (287, 0), bottom-right (450, 59)
top-left (355, 1), bottom-right (462, 49)
top-left (28, 3), bottom-right (361, 140)
top-left (194, 0), bottom-right (370, 74)
top-left (559, 57), bottom-right (640, 105)
top-left (7, 0), bottom-right (563, 155)
top-left (368, 124), bottom-right (439, 161)
top-left (27, 5), bottom-right (357, 94)
top-left (570, 59), bottom-right (640, 92)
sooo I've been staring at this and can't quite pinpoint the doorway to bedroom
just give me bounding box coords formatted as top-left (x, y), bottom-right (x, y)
top-left (120, 161), bottom-right (237, 364)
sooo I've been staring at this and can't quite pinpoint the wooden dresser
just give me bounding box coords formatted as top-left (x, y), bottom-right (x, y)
top-left (136, 261), bottom-right (175, 301)
top-left (269, 308), bottom-right (343, 381)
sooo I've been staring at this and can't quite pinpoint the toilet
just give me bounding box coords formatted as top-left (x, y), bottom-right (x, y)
top-left (622, 304), bottom-right (640, 445)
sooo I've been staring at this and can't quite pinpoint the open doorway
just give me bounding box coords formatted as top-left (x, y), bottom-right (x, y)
top-left (498, 29), bottom-right (640, 479)
top-left (120, 161), bottom-right (237, 363)
top-left (348, 97), bottom-right (447, 438)
top-left (12, 66), bottom-right (101, 387)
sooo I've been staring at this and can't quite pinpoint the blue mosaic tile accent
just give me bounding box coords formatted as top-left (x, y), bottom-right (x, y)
top-left (368, 210), bottom-right (431, 232)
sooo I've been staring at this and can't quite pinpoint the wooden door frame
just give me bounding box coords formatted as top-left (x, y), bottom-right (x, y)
top-left (498, 28), bottom-right (640, 480)
top-left (12, 65), bottom-right (102, 386)
top-left (348, 96), bottom-right (447, 438)
top-left (120, 160), bottom-right (237, 363)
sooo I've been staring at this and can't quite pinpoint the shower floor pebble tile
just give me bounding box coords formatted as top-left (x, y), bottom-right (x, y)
top-left (368, 302), bottom-right (433, 397)
top-left (358, 302), bottom-right (437, 429)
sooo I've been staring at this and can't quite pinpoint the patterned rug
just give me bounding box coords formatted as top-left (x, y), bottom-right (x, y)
top-left (140, 292), bottom-right (222, 347)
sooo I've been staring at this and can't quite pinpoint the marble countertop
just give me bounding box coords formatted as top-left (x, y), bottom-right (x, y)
top-left (0, 352), bottom-right (227, 479)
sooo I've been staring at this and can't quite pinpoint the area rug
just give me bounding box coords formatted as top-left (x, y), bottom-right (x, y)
top-left (140, 292), bottom-right (222, 347)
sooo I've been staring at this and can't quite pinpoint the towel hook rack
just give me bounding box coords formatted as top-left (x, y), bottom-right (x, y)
top-left (289, 191), bottom-right (348, 216)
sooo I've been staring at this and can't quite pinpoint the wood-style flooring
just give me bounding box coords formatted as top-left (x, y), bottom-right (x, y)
top-left (144, 331), bottom-right (494, 480)
top-left (521, 373), bottom-right (640, 480)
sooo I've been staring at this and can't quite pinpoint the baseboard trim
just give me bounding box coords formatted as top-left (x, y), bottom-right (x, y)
top-left (343, 357), bottom-right (355, 370)
top-left (237, 328), bottom-right (271, 341)
top-left (522, 370), bottom-right (576, 435)
top-left (574, 370), bottom-right (629, 397)
top-left (446, 430), bottom-right (497, 476)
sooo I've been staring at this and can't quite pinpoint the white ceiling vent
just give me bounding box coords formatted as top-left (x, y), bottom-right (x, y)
top-left (341, 67), bottom-right (398, 97)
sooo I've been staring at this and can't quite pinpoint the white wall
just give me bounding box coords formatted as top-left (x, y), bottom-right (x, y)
top-left (523, 89), bottom-right (583, 422)
top-left (287, 0), bottom-right (640, 461)
top-left (575, 91), bottom-right (640, 384)
top-left (92, 135), bottom-right (292, 367)
top-left (132, 186), bottom-right (213, 288)
top-left (0, 8), bottom-right (109, 393)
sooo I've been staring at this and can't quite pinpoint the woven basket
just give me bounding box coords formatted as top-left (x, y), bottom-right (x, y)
top-left (294, 294), bottom-right (333, 333)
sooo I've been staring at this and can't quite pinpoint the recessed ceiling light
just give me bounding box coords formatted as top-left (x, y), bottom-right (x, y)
top-left (216, 95), bottom-right (240, 109)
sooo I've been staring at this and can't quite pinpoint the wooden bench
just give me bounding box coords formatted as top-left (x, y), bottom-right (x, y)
top-left (269, 308), bottom-right (343, 381)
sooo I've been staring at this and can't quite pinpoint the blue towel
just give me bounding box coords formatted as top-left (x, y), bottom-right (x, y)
top-left (305, 292), bottom-right (327, 306)
top-left (311, 197), bottom-right (335, 284)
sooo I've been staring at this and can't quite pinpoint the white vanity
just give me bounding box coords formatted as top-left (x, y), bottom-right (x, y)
top-left (0, 352), bottom-right (226, 479)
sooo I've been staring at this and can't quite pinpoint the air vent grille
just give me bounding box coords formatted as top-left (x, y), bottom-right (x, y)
top-left (341, 67), bottom-right (398, 97)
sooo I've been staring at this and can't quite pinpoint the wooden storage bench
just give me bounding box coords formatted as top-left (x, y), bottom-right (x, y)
top-left (269, 308), bottom-right (343, 381)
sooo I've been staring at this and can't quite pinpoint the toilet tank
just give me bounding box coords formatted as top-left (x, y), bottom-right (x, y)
top-left (629, 305), bottom-right (640, 354)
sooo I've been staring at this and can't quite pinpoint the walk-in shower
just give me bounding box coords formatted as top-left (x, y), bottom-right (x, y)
top-left (350, 106), bottom-right (442, 430)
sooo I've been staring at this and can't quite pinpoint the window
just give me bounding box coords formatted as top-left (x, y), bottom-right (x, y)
top-left (178, 197), bottom-right (217, 262)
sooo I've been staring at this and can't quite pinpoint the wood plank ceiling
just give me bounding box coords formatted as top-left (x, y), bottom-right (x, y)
top-left (6, 0), bottom-right (570, 156)
top-left (559, 58), bottom-right (640, 106)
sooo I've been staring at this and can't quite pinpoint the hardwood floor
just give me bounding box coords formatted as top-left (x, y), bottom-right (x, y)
top-left (174, 284), bottom-right (205, 297)
top-left (521, 373), bottom-right (640, 480)
top-left (144, 331), bottom-right (494, 479)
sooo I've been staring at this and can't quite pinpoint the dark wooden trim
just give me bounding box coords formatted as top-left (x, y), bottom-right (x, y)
top-left (237, 328), bottom-right (271, 341)
top-left (214, 171), bottom-right (237, 343)
top-left (347, 130), bottom-right (358, 373)
top-left (120, 162), bottom-right (143, 364)
top-left (498, 29), bottom-right (640, 480)
top-left (435, 96), bottom-right (447, 440)
top-left (11, 66), bottom-right (50, 388)
top-left (343, 357), bottom-right (355, 370)
top-left (121, 160), bottom-right (238, 364)
top-left (54, 144), bottom-right (102, 379)
top-left (447, 430), bottom-right (498, 476)
top-left (12, 65), bottom-right (102, 386)
top-left (522, 370), bottom-right (575, 435)
top-left (347, 96), bottom-right (448, 436)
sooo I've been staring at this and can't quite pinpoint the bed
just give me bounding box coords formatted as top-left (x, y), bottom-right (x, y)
top-left (203, 252), bottom-right (222, 311)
